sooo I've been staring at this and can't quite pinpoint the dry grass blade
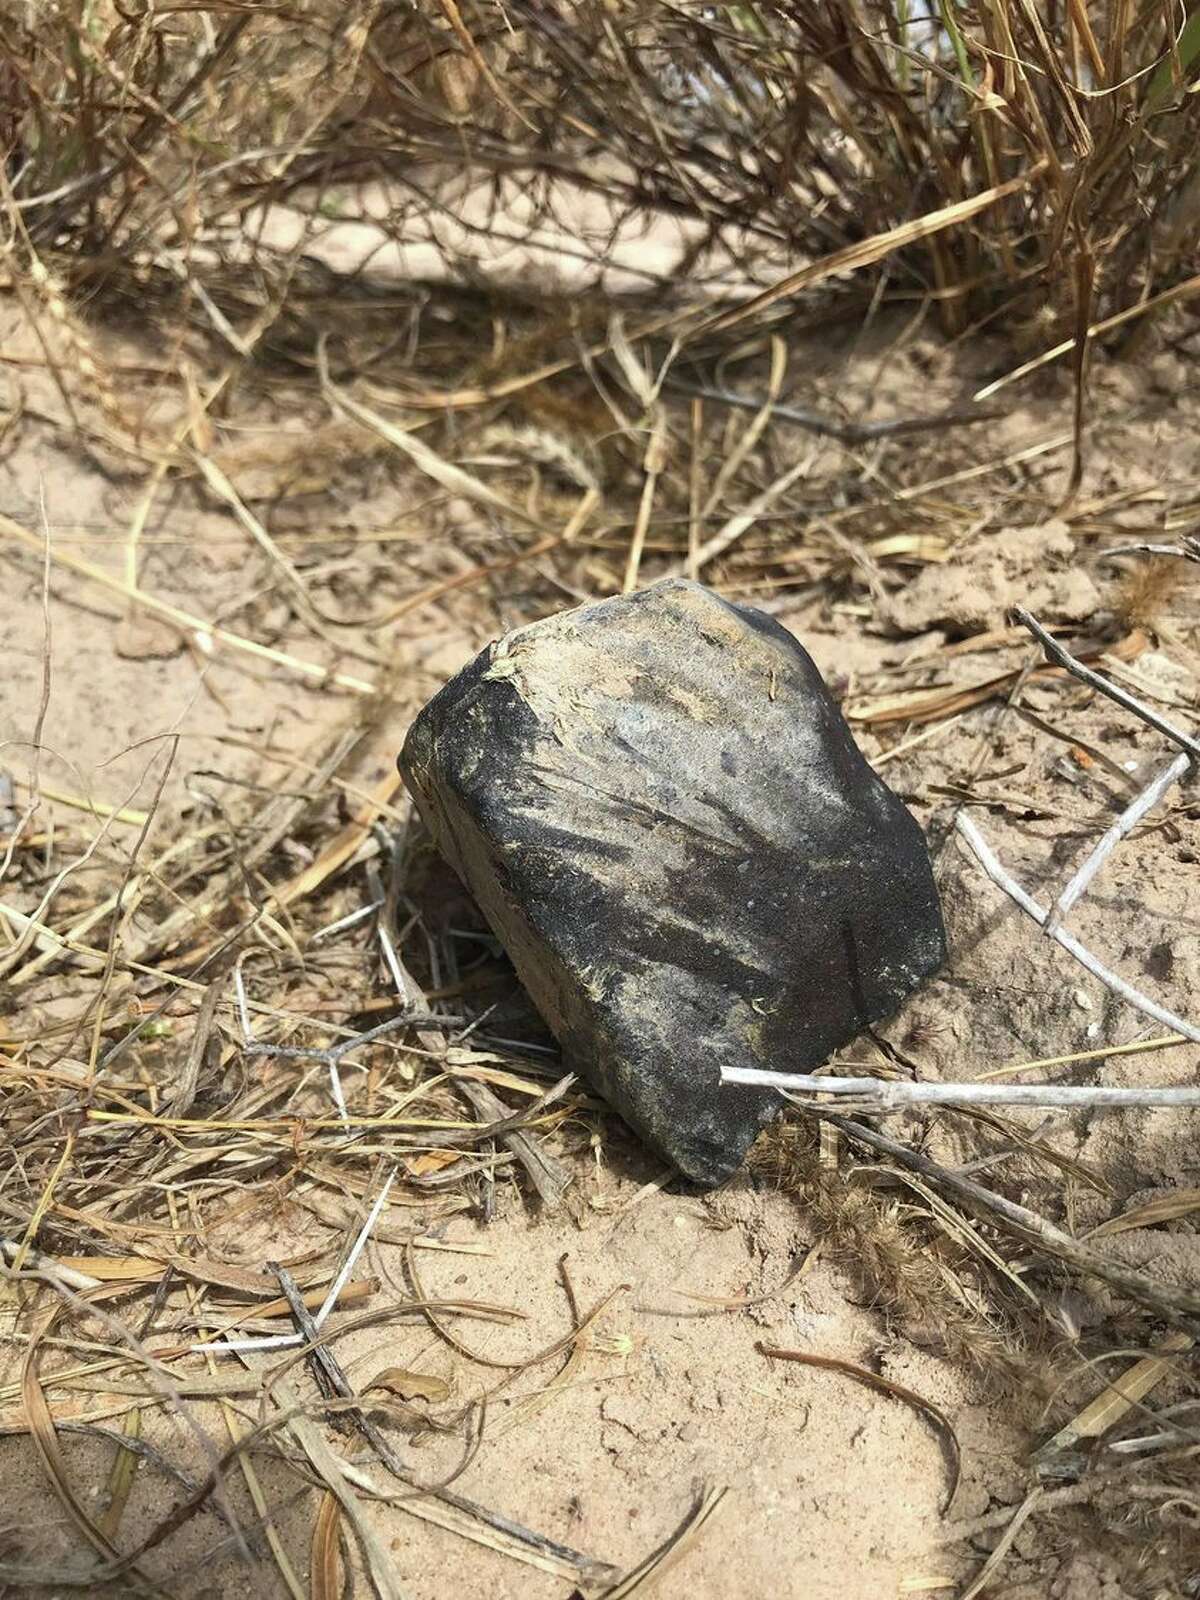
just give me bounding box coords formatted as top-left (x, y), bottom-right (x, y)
top-left (29, 782), bottom-right (148, 827)
top-left (974, 1034), bottom-right (1190, 1083)
top-left (96, 1406), bottom-right (141, 1544)
top-left (0, 513), bottom-right (376, 696)
top-left (674, 453), bottom-right (816, 576)
top-left (696, 337), bottom-right (787, 526)
top-left (622, 412), bottom-right (669, 593)
top-left (282, 1383), bottom-right (407, 1600)
top-left (974, 270), bottom-right (1200, 401)
top-left (367, 312), bottom-right (683, 414)
top-left (1089, 1189), bottom-right (1200, 1239)
top-left (311, 1489), bottom-right (343, 1600)
top-left (695, 165), bottom-right (1047, 339)
top-left (847, 630), bottom-right (1147, 727)
top-left (598, 1484), bottom-right (728, 1599)
top-left (319, 340), bottom-right (538, 528)
top-left (274, 770), bottom-right (403, 911)
top-left (19, 1309), bottom-right (145, 1586)
top-left (1060, 242), bottom-right (1095, 510)
top-left (757, 1345), bottom-right (961, 1514)
top-left (954, 1487), bottom-right (1043, 1600)
top-left (1033, 1333), bottom-right (1193, 1465)
top-left (190, 450), bottom-right (323, 619)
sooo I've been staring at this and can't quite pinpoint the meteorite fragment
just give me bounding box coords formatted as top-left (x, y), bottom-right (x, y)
top-left (399, 579), bottom-right (945, 1185)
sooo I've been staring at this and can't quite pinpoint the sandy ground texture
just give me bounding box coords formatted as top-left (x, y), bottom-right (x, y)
top-left (2, 295), bottom-right (1199, 1600)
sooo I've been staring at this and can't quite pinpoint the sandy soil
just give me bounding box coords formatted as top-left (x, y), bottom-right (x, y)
top-left (2, 298), bottom-right (1198, 1599)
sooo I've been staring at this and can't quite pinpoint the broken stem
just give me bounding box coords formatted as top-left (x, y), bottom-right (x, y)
top-left (1045, 749), bottom-right (1192, 935)
top-left (720, 1066), bottom-right (1200, 1109)
top-left (955, 811), bottom-right (1200, 1044)
top-left (1013, 607), bottom-right (1200, 765)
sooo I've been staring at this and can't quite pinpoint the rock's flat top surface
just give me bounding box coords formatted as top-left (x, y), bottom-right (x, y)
top-left (400, 579), bottom-right (946, 1184)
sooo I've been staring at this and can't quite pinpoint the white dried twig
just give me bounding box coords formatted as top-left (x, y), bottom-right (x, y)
top-left (377, 915), bottom-right (411, 1007)
top-left (1014, 606), bottom-right (1200, 764)
top-left (720, 1064), bottom-right (1200, 1109)
top-left (1045, 749), bottom-right (1192, 935)
top-left (309, 898), bottom-right (382, 943)
top-left (0, 1238), bottom-right (101, 1290)
top-left (189, 1169), bottom-right (396, 1355)
top-left (196, 1327), bottom-right (305, 1357)
top-left (232, 961), bottom-right (462, 1127)
top-left (1101, 538), bottom-right (1200, 562)
top-left (955, 810), bottom-right (1200, 1044)
top-left (312, 1169), bottom-right (395, 1331)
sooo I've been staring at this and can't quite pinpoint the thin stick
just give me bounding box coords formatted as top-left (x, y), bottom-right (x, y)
top-left (720, 1066), bottom-right (1200, 1109)
top-left (312, 1171), bottom-right (396, 1331)
top-left (974, 269), bottom-right (1200, 401)
top-left (955, 811), bottom-right (1200, 1044)
top-left (1013, 607), bottom-right (1200, 763)
top-left (1045, 750), bottom-right (1192, 934)
top-left (956, 1488), bottom-right (1044, 1600)
top-left (696, 164), bottom-right (1047, 338)
top-left (0, 513), bottom-right (376, 696)
top-left (272, 1264), bottom-right (347, 1407)
top-left (622, 413), bottom-right (668, 593)
top-left (663, 376), bottom-right (1003, 443)
top-left (1102, 540), bottom-right (1200, 562)
top-left (687, 396), bottom-right (703, 582)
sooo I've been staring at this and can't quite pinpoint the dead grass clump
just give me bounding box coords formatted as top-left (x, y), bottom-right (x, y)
top-left (1112, 556), bottom-right (1191, 634)
top-left (752, 1121), bottom-right (1039, 1391)
top-left (3, 2), bottom-right (1200, 370)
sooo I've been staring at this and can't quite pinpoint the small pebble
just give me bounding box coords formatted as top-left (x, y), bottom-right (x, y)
top-left (1073, 988), bottom-right (1094, 1012)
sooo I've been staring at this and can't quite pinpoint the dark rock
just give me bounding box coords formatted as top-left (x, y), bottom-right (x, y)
top-left (399, 579), bottom-right (946, 1186)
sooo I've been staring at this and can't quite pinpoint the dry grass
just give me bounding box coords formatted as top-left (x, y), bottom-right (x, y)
top-left (3, 3), bottom-right (1200, 1597)
top-left (1113, 555), bottom-right (1191, 633)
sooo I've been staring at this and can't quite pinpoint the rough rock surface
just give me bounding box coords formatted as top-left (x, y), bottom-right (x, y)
top-left (399, 579), bottom-right (946, 1184)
